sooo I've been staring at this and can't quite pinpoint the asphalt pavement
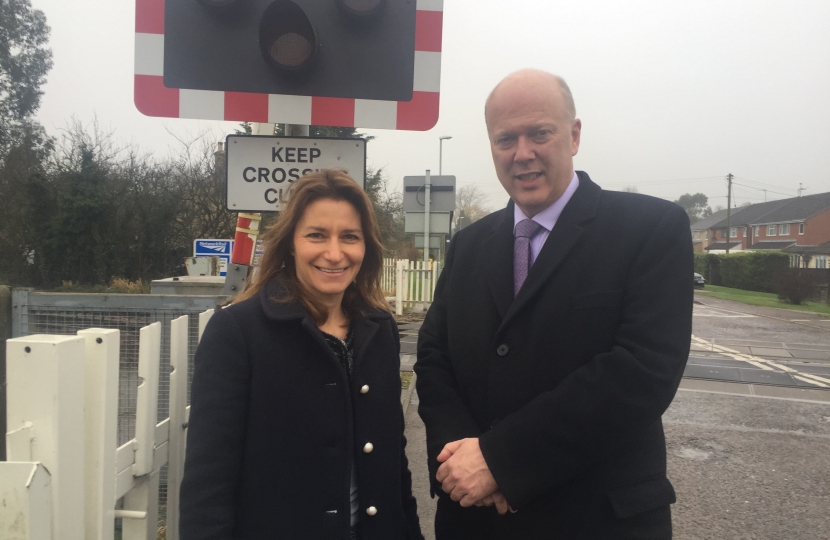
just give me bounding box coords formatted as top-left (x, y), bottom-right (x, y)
top-left (399, 294), bottom-right (830, 539)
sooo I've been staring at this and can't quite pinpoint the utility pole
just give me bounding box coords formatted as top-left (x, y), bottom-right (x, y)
top-left (798, 183), bottom-right (807, 197)
top-left (726, 173), bottom-right (733, 254)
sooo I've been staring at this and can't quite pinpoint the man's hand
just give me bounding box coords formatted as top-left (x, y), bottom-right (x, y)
top-left (474, 491), bottom-right (517, 515)
top-left (435, 438), bottom-right (498, 506)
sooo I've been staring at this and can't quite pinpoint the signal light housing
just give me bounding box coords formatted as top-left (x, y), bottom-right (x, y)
top-left (163, 0), bottom-right (416, 102)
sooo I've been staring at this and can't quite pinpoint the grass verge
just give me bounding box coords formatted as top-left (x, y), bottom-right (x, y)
top-left (400, 371), bottom-right (414, 390)
top-left (696, 285), bottom-right (830, 316)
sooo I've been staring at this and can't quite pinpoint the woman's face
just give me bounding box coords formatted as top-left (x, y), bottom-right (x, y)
top-left (293, 198), bottom-right (366, 306)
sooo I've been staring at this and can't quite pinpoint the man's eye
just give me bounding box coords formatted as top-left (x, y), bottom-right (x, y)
top-left (497, 137), bottom-right (514, 146)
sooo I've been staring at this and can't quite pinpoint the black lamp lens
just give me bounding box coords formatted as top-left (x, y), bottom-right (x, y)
top-left (197, 0), bottom-right (238, 7)
top-left (337, 0), bottom-right (384, 18)
top-left (259, 1), bottom-right (318, 71)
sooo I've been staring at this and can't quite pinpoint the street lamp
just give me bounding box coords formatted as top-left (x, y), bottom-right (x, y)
top-left (437, 136), bottom-right (452, 265)
top-left (439, 135), bottom-right (452, 176)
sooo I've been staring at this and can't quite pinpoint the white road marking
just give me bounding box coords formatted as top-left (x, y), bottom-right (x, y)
top-left (690, 335), bottom-right (828, 387)
top-left (795, 372), bottom-right (830, 385)
top-left (793, 375), bottom-right (829, 388)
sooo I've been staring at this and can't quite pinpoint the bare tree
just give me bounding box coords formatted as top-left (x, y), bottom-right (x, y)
top-left (167, 130), bottom-right (236, 247)
top-left (454, 184), bottom-right (492, 229)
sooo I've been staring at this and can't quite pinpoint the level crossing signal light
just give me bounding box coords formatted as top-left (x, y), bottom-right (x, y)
top-left (164, 0), bottom-right (417, 102)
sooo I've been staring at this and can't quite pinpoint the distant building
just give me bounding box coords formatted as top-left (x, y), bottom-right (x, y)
top-left (701, 191), bottom-right (830, 267)
top-left (690, 209), bottom-right (728, 253)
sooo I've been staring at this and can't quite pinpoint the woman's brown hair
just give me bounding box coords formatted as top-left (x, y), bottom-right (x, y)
top-left (234, 169), bottom-right (390, 323)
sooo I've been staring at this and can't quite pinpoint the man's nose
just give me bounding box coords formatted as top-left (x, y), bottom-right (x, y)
top-left (514, 136), bottom-right (535, 163)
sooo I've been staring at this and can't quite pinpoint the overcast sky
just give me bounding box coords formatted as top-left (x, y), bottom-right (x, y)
top-left (31, 0), bottom-right (830, 212)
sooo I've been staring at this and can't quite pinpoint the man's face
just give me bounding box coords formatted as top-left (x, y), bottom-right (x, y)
top-left (486, 77), bottom-right (581, 217)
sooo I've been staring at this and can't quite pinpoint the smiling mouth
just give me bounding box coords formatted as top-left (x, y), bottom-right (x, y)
top-left (515, 172), bottom-right (542, 181)
top-left (317, 267), bottom-right (348, 274)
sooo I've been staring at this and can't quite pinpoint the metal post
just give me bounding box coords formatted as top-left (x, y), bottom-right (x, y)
top-left (439, 136), bottom-right (452, 264)
top-left (424, 170), bottom-right (431, 265)
top-left (726, 173), bottom-right (733, 254)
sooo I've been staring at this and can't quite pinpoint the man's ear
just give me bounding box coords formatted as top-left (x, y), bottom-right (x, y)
top-left (571, 119), bottom-right (582, 156)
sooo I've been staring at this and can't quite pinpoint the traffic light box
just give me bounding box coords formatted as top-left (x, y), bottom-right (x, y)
top-left (134, 0), bottom-right (444, 130)
top-left (166, 0), bottom-right (415, 102)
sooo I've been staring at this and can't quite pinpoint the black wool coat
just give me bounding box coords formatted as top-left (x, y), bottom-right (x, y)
top-left (180, 280), bottom-right (424, 540)
top-left (416, 172), bottom-right (693, 539)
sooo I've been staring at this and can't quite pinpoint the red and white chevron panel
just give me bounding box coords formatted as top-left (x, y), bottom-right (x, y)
top-left (134, 0), bottom-right (443, 130)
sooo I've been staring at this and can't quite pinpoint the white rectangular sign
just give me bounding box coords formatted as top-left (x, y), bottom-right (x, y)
top-left (405, 212), bottom-right (452, 235)
top-left (225, 135), bottom-right (367, 212)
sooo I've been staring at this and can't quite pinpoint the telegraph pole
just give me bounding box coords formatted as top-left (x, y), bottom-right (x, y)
top-left (725, 173), bottom-right (733, 254)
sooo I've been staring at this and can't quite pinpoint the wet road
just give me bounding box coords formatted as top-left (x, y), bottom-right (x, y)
top-left (400, 294), bottom-right (830, 539)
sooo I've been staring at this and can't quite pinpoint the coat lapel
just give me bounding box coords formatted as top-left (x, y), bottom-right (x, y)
top-left (483, 205), bottom-right (516, 321)
top-left (497, 172), bottom-right (602, 334)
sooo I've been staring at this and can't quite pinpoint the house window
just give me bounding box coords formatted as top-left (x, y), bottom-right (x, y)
top-left (767, 225), bottom-right (777, 236)
top-left (730, 227), bottom-right (737, 238)
top-left (790, 255), bottom-right (801, 268)
top-left (741, 227), bottom-right (746, 237)
top-left (817, 256), bottom-right (828, 269)
top-left (780, 223), bottom-right (791, 235)
top-left (799, 223), bottom-right (805, 235)
top-left (753, 226), bottom-right (760, 237)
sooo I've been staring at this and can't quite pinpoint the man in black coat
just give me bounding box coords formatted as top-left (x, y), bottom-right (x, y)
top-left (415, 69), bottom-right (693, 539)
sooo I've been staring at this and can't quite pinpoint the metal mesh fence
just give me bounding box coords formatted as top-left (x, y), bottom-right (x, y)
top-left (12, 292), bottom-right (223, 530)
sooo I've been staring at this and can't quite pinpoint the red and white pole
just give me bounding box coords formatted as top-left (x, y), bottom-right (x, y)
top-left (230, 213), bottom-right (261, 266)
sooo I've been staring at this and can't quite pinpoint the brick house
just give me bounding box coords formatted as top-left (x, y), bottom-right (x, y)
top-left (690, 209), bottom-right (728, 253)
top-left (703, 192), bottom-right (830, 266)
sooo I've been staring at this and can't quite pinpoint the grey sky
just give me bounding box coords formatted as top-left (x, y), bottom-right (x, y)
top-left (31, 0), bottom-right (830, 212)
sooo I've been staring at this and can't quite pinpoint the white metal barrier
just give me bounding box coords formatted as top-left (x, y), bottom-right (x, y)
top-left (395, 260), bottom-right (441, 316)
top-left (1, 309), bottom-right (215, 540)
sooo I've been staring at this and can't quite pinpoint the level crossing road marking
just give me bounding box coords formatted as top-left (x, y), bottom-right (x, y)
top-left (689, 335), bottom-right (829, 388)
top-left (693, 306), bottom-right (756, 318)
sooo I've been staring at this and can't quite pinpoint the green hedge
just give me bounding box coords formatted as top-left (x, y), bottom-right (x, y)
top-left (693, 252), bottom-right (790, 293)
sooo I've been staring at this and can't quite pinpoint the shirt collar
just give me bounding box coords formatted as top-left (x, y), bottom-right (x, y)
top-left (513, 171), bottom-right (580, 233)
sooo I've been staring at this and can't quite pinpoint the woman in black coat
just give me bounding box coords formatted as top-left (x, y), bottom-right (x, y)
top-left (180, 170), bottom-right (424, 540)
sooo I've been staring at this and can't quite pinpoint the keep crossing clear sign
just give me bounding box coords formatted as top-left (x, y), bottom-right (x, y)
top-left (225, 135), bottom-right (367, 212)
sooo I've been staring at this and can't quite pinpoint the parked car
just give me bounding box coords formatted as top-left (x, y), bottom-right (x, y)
top-left (694, 272), bottom-right (705, 289)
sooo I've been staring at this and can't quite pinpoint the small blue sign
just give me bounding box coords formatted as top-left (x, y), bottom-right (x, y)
top-left (194, 239), bottom-right (234, 276)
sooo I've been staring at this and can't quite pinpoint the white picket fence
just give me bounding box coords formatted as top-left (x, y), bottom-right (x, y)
top-left (1, 309), bottom-right (215, 540)
top-left (394, 260), bottom-right (441, 316)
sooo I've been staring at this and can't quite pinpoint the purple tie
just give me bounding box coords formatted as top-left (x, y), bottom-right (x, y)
top-left (514, 219), bottom-right (543, 296)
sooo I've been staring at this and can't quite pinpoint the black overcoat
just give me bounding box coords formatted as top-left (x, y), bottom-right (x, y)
top-left (416, 172), bottom-right (693, 539)
top-left (180, 280), bottom-right (424, 540)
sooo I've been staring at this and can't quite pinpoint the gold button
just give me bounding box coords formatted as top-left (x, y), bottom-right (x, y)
top-left (360, 385), bottom-right (370, 394)
top-left (363, 442), bottom-right (374, 453)
top-left (366, 506), bottom-right (377, 516)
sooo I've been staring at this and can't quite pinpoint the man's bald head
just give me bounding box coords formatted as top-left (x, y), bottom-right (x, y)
top-left (485, 69), bottom-right (576, 128)
top-left (483, 69), bottom-right (582, 217)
